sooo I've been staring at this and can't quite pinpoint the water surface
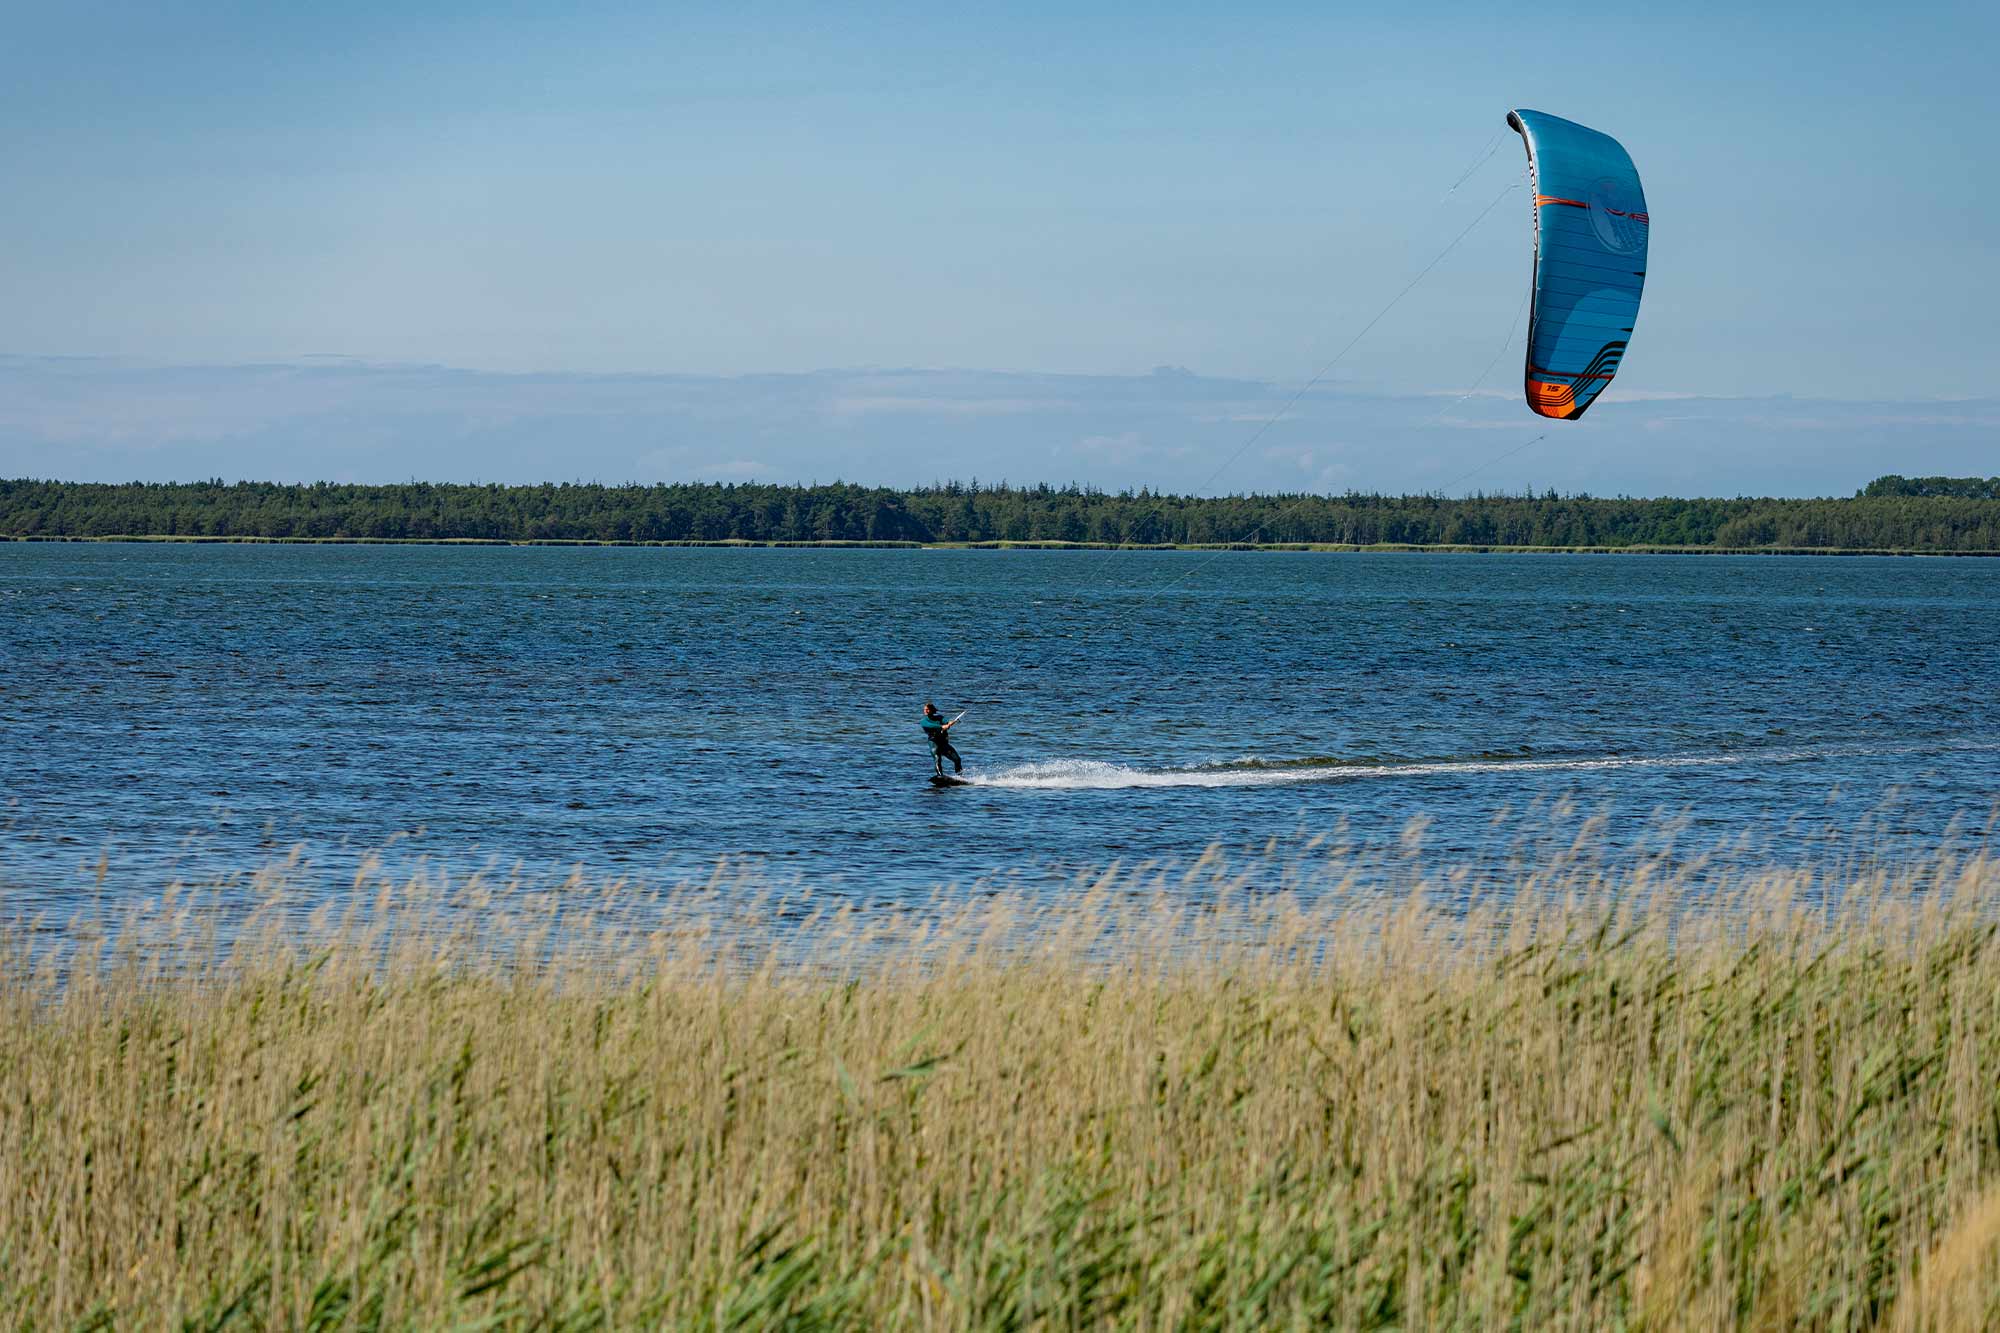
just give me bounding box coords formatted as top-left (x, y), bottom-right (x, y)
top-left (3, 544), bottom-right (1996, 910)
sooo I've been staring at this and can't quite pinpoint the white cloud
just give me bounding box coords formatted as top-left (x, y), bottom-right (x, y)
top-left (1430, 417), bottom-right (1541, 431)
top-left (1751, 412), bottom-right (2000, 431)
top-left (1261, 445), bottom-right (1320, 473)
top-left (825, 396), bottom-right (1057, 418)
top-left (1072, 432), bottom-right (1193, 466)
top-left (633, 448), bottom-right (775, 482)
top-left (696, 459), bottom-right (773, 479)
top-left (2, 356), bottom-right (1992, 497)
top-left (1597, 388), bottom-right (1711, 403)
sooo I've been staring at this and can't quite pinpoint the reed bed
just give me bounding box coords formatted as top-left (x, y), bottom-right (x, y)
top-left (4, 827), bottom-right (2000, 1329)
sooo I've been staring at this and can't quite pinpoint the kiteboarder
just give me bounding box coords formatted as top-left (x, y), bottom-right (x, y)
top-left (922, 702), bottom-right (962, 777)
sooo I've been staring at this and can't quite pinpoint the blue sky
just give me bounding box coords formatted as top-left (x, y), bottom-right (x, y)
top-left (2, 0), bottom-right (1995, 493)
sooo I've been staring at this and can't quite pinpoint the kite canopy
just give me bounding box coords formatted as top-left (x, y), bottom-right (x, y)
top-left (1508, 109), bottom-right (1648, 420)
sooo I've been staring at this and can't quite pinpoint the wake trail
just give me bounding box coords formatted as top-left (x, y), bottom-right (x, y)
top-left (964, 740), bottom-right (2000, 792)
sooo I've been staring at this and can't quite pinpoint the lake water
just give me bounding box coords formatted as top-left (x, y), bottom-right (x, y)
top-left (3, 543), bottom-right (1997, 913)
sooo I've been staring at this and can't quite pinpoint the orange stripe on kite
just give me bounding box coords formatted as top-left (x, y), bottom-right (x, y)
top-left (1534, 194), bottom-right (1589, 208)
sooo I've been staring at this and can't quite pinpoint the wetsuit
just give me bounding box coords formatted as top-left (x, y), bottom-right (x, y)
top-left (922, 714), bottom-right (961, 775)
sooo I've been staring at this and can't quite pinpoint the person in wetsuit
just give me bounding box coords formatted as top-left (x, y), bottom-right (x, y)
top-left (922, 702), bottom-right (962, 776)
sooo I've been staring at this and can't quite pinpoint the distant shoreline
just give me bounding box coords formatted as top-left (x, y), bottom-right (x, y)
top-left (6, 533), bottom-right (1998, 556)
top-left (10, 476), bottom-right (1997, 552)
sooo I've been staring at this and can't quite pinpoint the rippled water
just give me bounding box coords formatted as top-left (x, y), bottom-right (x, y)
top-left (3, 544), bottom-right (1997, 910)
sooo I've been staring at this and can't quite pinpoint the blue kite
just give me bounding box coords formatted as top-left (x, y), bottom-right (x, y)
top-left (1507, 110), bottom-right (1650, 419)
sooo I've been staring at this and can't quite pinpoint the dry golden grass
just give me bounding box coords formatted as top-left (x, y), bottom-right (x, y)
top-left (3, 829), bottom-right (2000, 1330)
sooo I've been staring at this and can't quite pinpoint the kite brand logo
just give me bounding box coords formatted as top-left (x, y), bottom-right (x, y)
top-left (1525, 342), bottom-right (1628, 421)
top-left (1526, 379), bottom-right (1580, 418)
top-left (1588, 176), bottom-right (1649, 254)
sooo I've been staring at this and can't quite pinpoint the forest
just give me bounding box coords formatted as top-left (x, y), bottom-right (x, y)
top-left (3, 476), bottom-right (1998, 550)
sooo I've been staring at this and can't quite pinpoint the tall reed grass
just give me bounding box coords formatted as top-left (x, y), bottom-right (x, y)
top-left (3, 823), bottom-right (1999, 1329)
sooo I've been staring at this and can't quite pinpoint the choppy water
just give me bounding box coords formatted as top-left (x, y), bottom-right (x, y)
top-left (3, 544), bottom-right (1997, 910)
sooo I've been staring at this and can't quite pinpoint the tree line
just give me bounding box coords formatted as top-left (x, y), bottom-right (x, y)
top-left (1859, 474), bottom-right (2000, 500)
top-left (3, 477), bottom-right (1999, 551)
